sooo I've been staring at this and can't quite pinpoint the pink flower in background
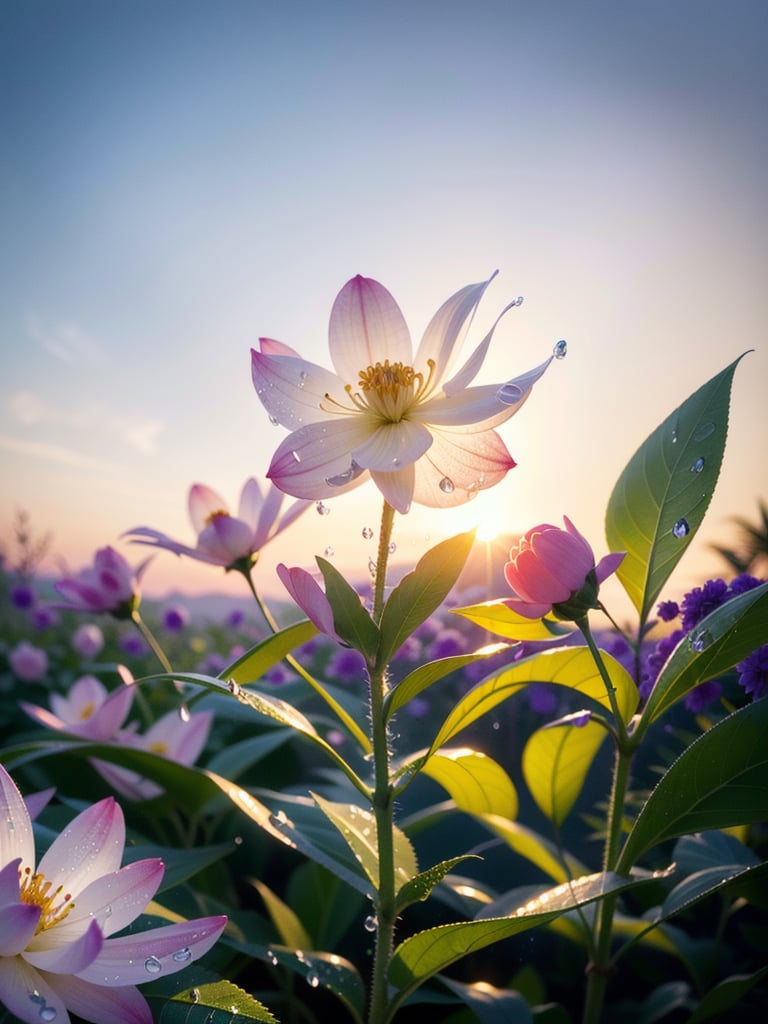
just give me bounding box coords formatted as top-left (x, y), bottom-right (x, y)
top-left (124, 477), bottom-right (311, 571)
top-left (0, 763), bottom-right (226, 1024)
top-left (8, 641), bottom-right (49, 682)
top-left (251, 274), bottom-right (554, 515)
top-left (504, 516), bottom-right (624, 620)
top-left (54, 547), bottom-right (149, 619)
top-left (71, 623), bottom-right (105, 659)
top-left (20, 672), bottom-right (135, 742)
top-left (276, 564), bottom-right (341, 642)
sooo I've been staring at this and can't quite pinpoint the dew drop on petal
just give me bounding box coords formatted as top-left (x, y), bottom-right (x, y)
top-left (269, 414), bottom-right (279, 426)
top-left (672, 518), bottom-right (690, 539)
top-left (362, 526), bottom-right (374, 540)
top-left (299, 371), bottom-right (308, 388)
top-left (364, 914), bottom-right (378, 932)
top-left (439, 477), bottom-right (455, 494)
top-left (497, 381), bottom-right (523, 405)
top-left (144, 956), bottom-right (162, 974)
top-left (39, 1007), bottom-right (57, 1022)
top-left (690, 456), bottom-right (705, 473)
top-left (290, 450), bottom-right (301, 463)
top-left (553, 339), bottom-right (568, 359)
top-left (173, 947), bottom-right (192, 963)
top-left (316, 501), bottom-right (331, 516)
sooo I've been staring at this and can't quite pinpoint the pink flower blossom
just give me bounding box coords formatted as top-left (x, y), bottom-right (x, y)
top-left (276, 563), bottom-right (342, 642)
top-left (124, 477), bottom-right (311, 571)
top-left (71, 624), bottom-right (105, 659)
top-left (0, 763), bottom-right (226, 1024)
top-left (251, 274), bottom-right (554, 514)
top-left (20, 673), bottom-right (135, 742)
top-left (504, 516), bottom-right (624, 620)
top-left (8, 642), bottom-right (49, 682)
top-left (54, 547), bottom-right (149, 619)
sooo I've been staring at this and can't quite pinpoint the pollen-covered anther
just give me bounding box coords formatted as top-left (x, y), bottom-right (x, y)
top-left (20, 866), bottom-right (75, 933)
top-left (203, 508), bottom-right (230, 526)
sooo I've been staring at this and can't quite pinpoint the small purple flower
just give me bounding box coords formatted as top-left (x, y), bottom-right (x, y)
top-left (728, 573), bottom-right (763, 597)
top-left (527, 683), bottom-right (558, 715)
top-left (656, 600), bottom-right (679, 622)
top-left (31, 606), bottom-right (59, 630)
top-left (119, 633), bottom-right (146, 657)
top-left (641, 628), bottom-right (685, 698)
top-left (680, 578), bottom-right (729, 632)
top-left (394, 636), bottom-right (422, 662)
top-left (737, 645), bottom-right (768, 699)
top-left (55, 546), bottom-right (150, 618)
top-left (162, 604), bottom-right (190, 632)
top-left (226, 608), bottom-right (245, 628)
top-left (8, 641), bottom-right (49, 681)
top-left (428, 628), bottom-right (467, 660)
top-left (327, 647), bottom-right (367, 684)
top-left (196, 651), bottom-right (227, 675)
top-left (684, 679), bottom-right (723, 713)
top-left (406, 696), bottom-right (430, 718)
top-left (10, 583), bottom-right (36, 610)
top-left (265, 664), bottom-right (294, 686)
top-left (71, 622), bottom-right (105, 658)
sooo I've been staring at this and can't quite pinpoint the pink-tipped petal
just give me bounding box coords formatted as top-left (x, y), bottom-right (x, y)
top-left (411, 428), bottom-right (516, 508)
top-left (37, 798), bottom-right (124, 894)
top-left (442, 291), bottom-right (519, 394)
top-left (277, 564), bottom-right (338, 639)
top-left (0, 902), bottom-right (41, 955)
top-left (60, 859), bottom-right (164, 938)
top-left (0, 957), bottom-right (66, 1024)
top-left (53, 976), bottom-right (152, 1024)
top-left (188, 483), bottom-right (229, 534)
top-left (24, 918), bottom-right (103, 974)
top-left (267, 420), bottom-right (372, 499)
top-left (237, 476), bottom-right (265, 527)
top-left (329, 275), bottom-right (412, 381)
top-left (595, 551), bottom-right (625, 582)
top-left (259, 336), bottom-right (302, 358)
top-left (77, 915), bottom-right (227, 985)
top-left (0, 765), bottom-right (35, 873)
top-left (251, 347), bottom-right (343, 430)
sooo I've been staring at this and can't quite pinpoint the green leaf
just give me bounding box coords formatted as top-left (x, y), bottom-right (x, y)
top-left (475, 816), bottom-right (587, 884)
top-left (204, 730), bottom-right (292, 780)
top-left (251, 879), bottom-right (313, 950)
top-left (317, 555), bottom-right (380, 661)
top-left (619, 698), bottom-right (768, 870)
top-left (687, 964), bottom-right (768, 1023)
top-left (387, 872), bottom-right (639, 999)
top-left (522, 720), bottom-right (608, 826)
top-left (605, 354), bottom-right (747, 623)
top-left (312, 792), bottom-right (419, 893)
top-left (453, 600), bottom-right (572, 641)
top-left (640, 581), bottom-right (768, 727)
top-left (378, 530), bottom-right (475, 665)
top-left (421, 748), bottom-right (518, 818)
top-left (428, 647), bottom-right (638, 755)
top-left (123, 841), bottom-right (235, 891)
top-left (223, 619), bottom-right (318, 684)
top-left (384, 644), bottom-right (508, 720)
top-left (151, 974), bottom-right (277, 1023)
top-left (395, 856), bottom-right (480, 913)
top-left (439, 976), bottom-right (533, 1024)
top-left (258, 947), bottom-right (366, 1024)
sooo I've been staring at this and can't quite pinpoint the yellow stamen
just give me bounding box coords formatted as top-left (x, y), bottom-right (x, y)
top-left (321, 359), bottom-right (436, 422)
top-left (20, 866), bottom-right (75, 934)
top-left (203, 509), bottom-right (229, 526)
top-left (149, 741), bottom-right (169, 755)
top-left (78, 701), bottom-right (95, 720)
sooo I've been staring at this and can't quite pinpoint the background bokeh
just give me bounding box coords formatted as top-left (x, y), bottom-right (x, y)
top-left (2, 0), bottom-right (766, 623)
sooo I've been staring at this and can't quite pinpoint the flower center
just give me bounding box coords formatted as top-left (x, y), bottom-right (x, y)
top-left (323, 358), bottom-right (436, 422)
top-left (78, 701), bottom-right (95, 720)
top-left (149, 741), bottom-right (169, 755)
top-left (203, 509), bottom-right (229, 526)
top-left (20, 866), bottom-right (74, 934)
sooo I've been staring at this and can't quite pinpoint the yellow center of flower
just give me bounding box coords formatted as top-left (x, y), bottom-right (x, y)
top-left (20, 866), bottom-right (74, 934)
top-left (323, 358), bottom-right (436, 422)
top-left (78, 701), bottom-right (95, 720)
top-left (203, 509), bottom-right (230, 526)
top-left (149, 741), bottom-right (169, 755)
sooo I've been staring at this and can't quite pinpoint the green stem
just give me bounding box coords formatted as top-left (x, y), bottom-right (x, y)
top-left (132, 610), bottom-right (173, 674)
top-left (367, 502), bottom-right (397, 1024)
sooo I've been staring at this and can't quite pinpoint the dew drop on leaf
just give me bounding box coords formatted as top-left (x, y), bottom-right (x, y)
top-left (364, 914), bottom-right (378, 932)
top-left (672, 518), bottom-right (690, 539)
top-left (690, 456), bottom-right (705, 473)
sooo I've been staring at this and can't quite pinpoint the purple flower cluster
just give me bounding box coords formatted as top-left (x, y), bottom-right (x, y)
top-left (643, 574), bottom-right (766, 708)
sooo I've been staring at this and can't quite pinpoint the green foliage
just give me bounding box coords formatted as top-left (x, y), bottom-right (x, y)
top-left (522, 719), bottom-right (607, 825)
top-left (317, 555), bottom-right (380, 660)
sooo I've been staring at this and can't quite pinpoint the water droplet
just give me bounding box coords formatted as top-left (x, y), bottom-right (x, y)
top-left (298, 371), bottom-right (308, 388)
top-left (269, 809), bottom-right (289, 828)
top-left (190, 989), bottom-right (200, 1003)
top-left (439, 477), bottom-right (455, 494)
top-left (497, 381), bottom-right (523, 405)
top-left (368, 557), bottom-right (377, 577)
top-left (233, 835), bottom-right (243, 845)
top-left (307, 972), bottom-right (320, 988)
top-left (388, 542), bottom-right (396, 553)
top-left (227, 679), bottom-right (241, 696)
top-left (29, 992), bottom-right (44, 1006)
top-left (690, 456), bottom-right (705, 473)
top-left (392, 457), bottom-right (400, 466)
top-left (144, 956), bottom-right (162, 974)
top-left (364, 914), bottom-right (378, 932)
top-left (104, 904), bottom-right (112, 917)
top-left (290, 449), bottom-right (301, 463)
top-left (267, 949), bottom-right (279, 966)
top-left (7, 819), bottom-right (15, 831)
top-left (39, 1007), bottom-right (57, 1022)
top-left (326, 461), bottom-right (363, 487)
top-left (513, 295), bottom-right (524, 306)
top-left (672, 518), bottom-right (690, 539)
top-left (172, 947), bottom-right (192, 963)
top-left (671, 426), bottom-right (678, 444)
top-left (324, 546), bottom-right (334, 557)
top-left (178, 704), bottom-right (191, 723)
top-left (553, 339), bottom-right (567, 359)
top-left (693, 421), bottom-right (715, 441)
top-left (689, 629), bottom-right (712, 653)
top-left (269, 414), bottom-right (279, 426)
top-left (362, 526), bottom-right (374, 539)
top-left (316, 501), bottom-right (331, 516)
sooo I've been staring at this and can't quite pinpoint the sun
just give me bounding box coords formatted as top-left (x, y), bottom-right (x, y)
top-left (476, 518), bottom-right (503, 543)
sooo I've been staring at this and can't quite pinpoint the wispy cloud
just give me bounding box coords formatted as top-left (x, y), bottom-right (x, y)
top-left (0, 433), bottom-right (118, 472)
top-left (25, 312), bottom-right (106, 364)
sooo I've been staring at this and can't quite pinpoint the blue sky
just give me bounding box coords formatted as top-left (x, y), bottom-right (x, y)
top-left (1, 0), bottom-right (766, 617)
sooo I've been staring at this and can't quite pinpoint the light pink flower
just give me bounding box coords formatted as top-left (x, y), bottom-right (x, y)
top-left (0, 763), bottom-right (226, 1024)
top-left (20, 672), bottom-right (135, 742)
top-left (504, 516), bottom-right (624, 620)
top-left (251, 274), bottom-right (554, 514)
top-left (276, 564), bottom-right (342, 642)
top-left (124, 477), bottom-right (311, 571)
top-left (71, 624), bottom-right (105, 659)
top-left (8, 642), bottom-right (49, 682)
top-left (54, 547), bottom-right (150, 619)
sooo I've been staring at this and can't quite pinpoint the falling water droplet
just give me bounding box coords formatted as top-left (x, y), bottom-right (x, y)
top-left (388, 542), bottom-right (396, 553)
top-left (362, 526), bottom-right (374, 539)
top-left (233, 835), bottom-right (243, 845)
top-left (553, 339), bottom-right (567, 359)
top-left (439, 477), bottom-right (455, 494)
top-left (368, 557), bottom-right (377, 577)
top-left (690, 456), bottom-right (705, 473)
top-left (316, 501), bottom-right (331, 516)
top-left (497, 381), bottom-right (523, 405)
top-left (172, 947), bottom-right (192, 963)
top-left (178, 704), bottom-right (191, 723)
top-left (693, 421), bottom-right (716, 441)
top-left (689, 629), bottom-right (712, 653)
top-left (324, 546), bottom-right (335, 557)
top-left (364, 914), bottom-right (378, 932)
top-left (514, 295), bottom-right (524, 306)
top-left (144, 956), bottom-right (162, 974)
top-left (227, 679), bottom-right (241, 696)
top-left (672, 518), bottom-right (690, 539)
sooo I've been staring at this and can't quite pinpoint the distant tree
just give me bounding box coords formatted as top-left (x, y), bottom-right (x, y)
top-left (711, 499), bottom-right (768, 577)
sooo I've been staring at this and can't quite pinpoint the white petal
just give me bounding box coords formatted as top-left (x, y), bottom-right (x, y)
top-left (0, 764), bottom-right (35, 875)
top-left (442, 294), bottom-right (521, 394)
top-left (37, 798), bottom-right (124, 896)
top-left (267, 420), bottom-right (373, 500)
top-left (188, 483), bottom-right (229, 534)
top-left (60, 859), bottom-right (164, 938)
top-left (48, 975), bottom-right (152, 1024)
top-left (412, 428), bottom-right (516, 507)
top-left (369, 463), bottom-right (416, 515)
top-left (252, 483), bottom-right (284, 547)
top-left (251, 347), bottom-right (344, 429)
top-left (329, 276), bottom-right (412, 382)
top-left (351, 419), bottom-right (433, 471)
top-left (414, 275), bottom-right (495, 385)
top-left (0, 957), bottom-right (69, 1024)
top-left (237, 477), bottom-right (264, 526)
top-left (24, 918), bottom-right (103, 974)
